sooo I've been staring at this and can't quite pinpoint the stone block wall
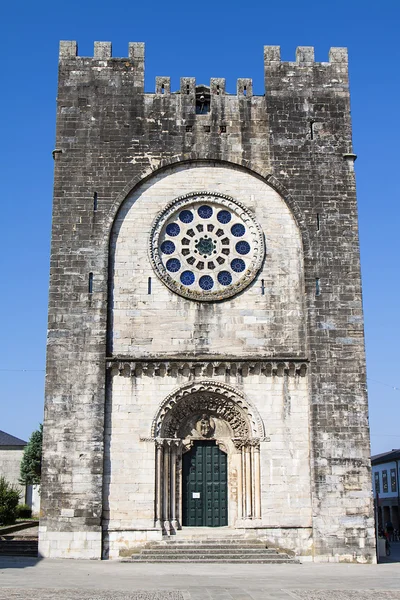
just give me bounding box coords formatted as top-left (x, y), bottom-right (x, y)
top-left (39, 41), bottom-right (375, 562)
top-left (0, 447), bottom-right (25, 497)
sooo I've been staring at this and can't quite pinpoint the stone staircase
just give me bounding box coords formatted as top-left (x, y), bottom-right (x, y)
top-left (125, 537), bottom-right (300, 563)
top-left (0, 535), bottom-right (38, 557)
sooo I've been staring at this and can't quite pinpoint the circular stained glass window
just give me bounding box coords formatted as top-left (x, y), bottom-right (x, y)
top-left (231, 258), bottom-right (246, 273)
top-left (166, 222), bottom-right (180, 236)
top-left (236, 241), bottom-right (251, 255)
top-left (199, 275), bottom-right (214, 290)
top-left (161, 240), bottom-right (175, 255)
top-left (231, 223), bottom-right (245, 237)
top-left (166, 258), bottom-right (181, 272)
top-left (198, 205), bottom-right (213, 219)
top-left (179, 210), bottom-right (193, 223)
top-left (217, 210), bottom-right (231, 224)
top-left (180, 270), bottom-right (195, 285)
top-left (149, 192), bottom-right (265, 301)
top-left (217, 271), bottom-right (232, 286)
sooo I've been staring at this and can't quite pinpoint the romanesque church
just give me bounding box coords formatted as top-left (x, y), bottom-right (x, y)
top-left (39, 41), bottom-right (375, 561)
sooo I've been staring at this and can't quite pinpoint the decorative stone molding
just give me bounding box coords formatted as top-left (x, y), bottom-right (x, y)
top-left (148, 191), bottom-right (265, 301)
top-left (106, 359), bottom-right (308, 378)
top-left (151, 380), bottom-right (265, 439)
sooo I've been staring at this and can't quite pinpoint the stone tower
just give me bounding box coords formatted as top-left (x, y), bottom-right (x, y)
top-left (39, 41), bottom-right (375, 561)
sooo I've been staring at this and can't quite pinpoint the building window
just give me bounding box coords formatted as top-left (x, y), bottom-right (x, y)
top-left (391, 468), bottom-right (397, 492)
top-left (150, 192), bottom-right (265, 301)
top-left (382, 470), bottom-right (388, 493)
top-left (374, 472), bottom-right (380, 494)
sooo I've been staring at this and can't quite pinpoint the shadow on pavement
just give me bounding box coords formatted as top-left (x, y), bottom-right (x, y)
top-left (379, 540), bottom-right (400, 563)
top-left (0, 556), bottom-right (43, 569)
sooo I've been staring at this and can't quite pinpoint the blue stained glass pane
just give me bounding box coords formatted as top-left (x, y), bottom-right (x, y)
top-left (180, 270), bottom-right (195, 285)
top-left (231, 258), bottom-right (246, 272)
top-left (166, 222), bottom-right (180, 236)
top-left (199, 275), bottom-right (214, 290)
top-left (161, 240), bottom-right (175, 255)
top-left (166, 258), bottom-right (181, 272)
top-left (236, 241), bottom-right (250, 255)
top-left (217, 271), bottom-right (232, 286)
top-left (231, 223), bottom-right (245, 237)
top-left (198, 205), bottom-right (213, 219)
top-left (179, 210), bottom-right (193, 223)
top-left (217, 210), bottom-right (231, 224)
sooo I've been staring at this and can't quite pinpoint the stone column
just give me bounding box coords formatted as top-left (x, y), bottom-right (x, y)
top-left (155, 440), bottom-right (163, 528)
top-left (245, 445), bottom-right (252, 517)
top-left (253, 442), bottom-right (261, 519)
top-left (163, 440), bottom-right (171, 534)
top-left (170, 441), bottom-right (179, 532)
top-left (241, 445), bottom-right (246, 518)
top-left (237, 453), bottom-right (243, 520)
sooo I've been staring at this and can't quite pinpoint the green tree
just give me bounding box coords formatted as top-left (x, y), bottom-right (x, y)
top-left (19, 424), bottom-right (43, 486)
top-left (0, 477), bottom-right (21, 525)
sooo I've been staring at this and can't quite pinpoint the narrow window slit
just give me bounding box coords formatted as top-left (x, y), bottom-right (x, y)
top-left (186, 84), bottom-right (190, 95)
top-left (243, 85), bottom-right (247, 97)
top-left (148, 277), bottom-right (152, 295)
top-left (310, 120), bottom-right (315, 140)
top-left (315, 278), bottom-right (321, 296)
top-left (261, 279), bottom-right (265, 295)
top-left (93, 192), bottom-right (98, 212)
top-left (88, 272), bottom-right (93, 294)
top-left (216, 85), bottom-right (220, 96)
top-left (316, 213), bottom-right (320, 231)
top-left (161, 83), bottom-right (165, 94)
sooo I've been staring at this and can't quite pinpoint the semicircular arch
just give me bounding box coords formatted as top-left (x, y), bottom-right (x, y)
top-left (151, 380), bottom-right (265, 439)
top-left (104, 157), bottom-right (310, 257)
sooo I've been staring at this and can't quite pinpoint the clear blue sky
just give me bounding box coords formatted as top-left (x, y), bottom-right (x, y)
top-left (1, 0), bottom-right (399, 455)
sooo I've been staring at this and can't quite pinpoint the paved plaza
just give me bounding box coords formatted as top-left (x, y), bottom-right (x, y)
top-left (0, 551), bottom-right (400, 600)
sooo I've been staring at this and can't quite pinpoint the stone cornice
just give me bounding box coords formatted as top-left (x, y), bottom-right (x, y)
top-left (106, 358), bottom-right (308, 377)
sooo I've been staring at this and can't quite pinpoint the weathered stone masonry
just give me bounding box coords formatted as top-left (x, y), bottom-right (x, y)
top-left (39, 41), bottom-right (375, 561)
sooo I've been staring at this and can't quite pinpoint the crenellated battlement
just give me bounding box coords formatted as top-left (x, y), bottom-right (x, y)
top-left (59, 41), bottom-right (349, 95)
top-left (263, 45), bottom-right (348, 65)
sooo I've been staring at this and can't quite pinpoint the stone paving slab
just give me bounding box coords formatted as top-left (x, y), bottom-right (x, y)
top-left (1, 558), bottom-right (400, 600)
top-left (285, 593), bottom-right (400, 600)
top-left (2, 588), bottom-right (400, 600)
top-left (0, 590), bottom-right (187, 600)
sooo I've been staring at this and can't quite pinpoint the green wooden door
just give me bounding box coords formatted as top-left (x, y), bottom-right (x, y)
top-left (182, 441), bottom-right (228, 527)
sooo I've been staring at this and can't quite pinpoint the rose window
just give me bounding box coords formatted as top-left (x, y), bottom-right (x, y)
top-left (149, 192), bottom-right (265, 301)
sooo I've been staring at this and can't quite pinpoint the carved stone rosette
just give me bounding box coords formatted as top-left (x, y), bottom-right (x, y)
top-left (148, 191), bottom-right (265, 301)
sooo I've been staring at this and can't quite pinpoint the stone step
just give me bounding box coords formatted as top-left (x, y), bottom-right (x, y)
top-left (0, 540), bottom-right (38, 557)
top-left (126, 556), bottom-right (299, 563)
top-left (159, 539), bottom-right (267, 545)
top-left (139, 547), bottom-right (277, 555)
top-left (145, 543), bottom-right (270, 549)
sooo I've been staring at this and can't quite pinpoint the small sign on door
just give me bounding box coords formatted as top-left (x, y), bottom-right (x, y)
top-left (192, 492), bottom-right (200, 498)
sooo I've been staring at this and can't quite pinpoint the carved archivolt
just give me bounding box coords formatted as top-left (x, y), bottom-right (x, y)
top-left (151, 380), bottom-right (264, 439)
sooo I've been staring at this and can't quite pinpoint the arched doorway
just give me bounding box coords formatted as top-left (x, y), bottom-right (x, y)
top-left (152, 381), bottom-right (264, 534)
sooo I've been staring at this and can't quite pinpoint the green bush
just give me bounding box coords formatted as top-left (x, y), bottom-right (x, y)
top-left (0, 477), bottom-right (21, 525)
top-left (17, 503), bottom-right (32, 519)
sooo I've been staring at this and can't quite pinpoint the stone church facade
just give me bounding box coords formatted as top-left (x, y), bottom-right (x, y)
top-left (39, 41), bottom-right (375, 561)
